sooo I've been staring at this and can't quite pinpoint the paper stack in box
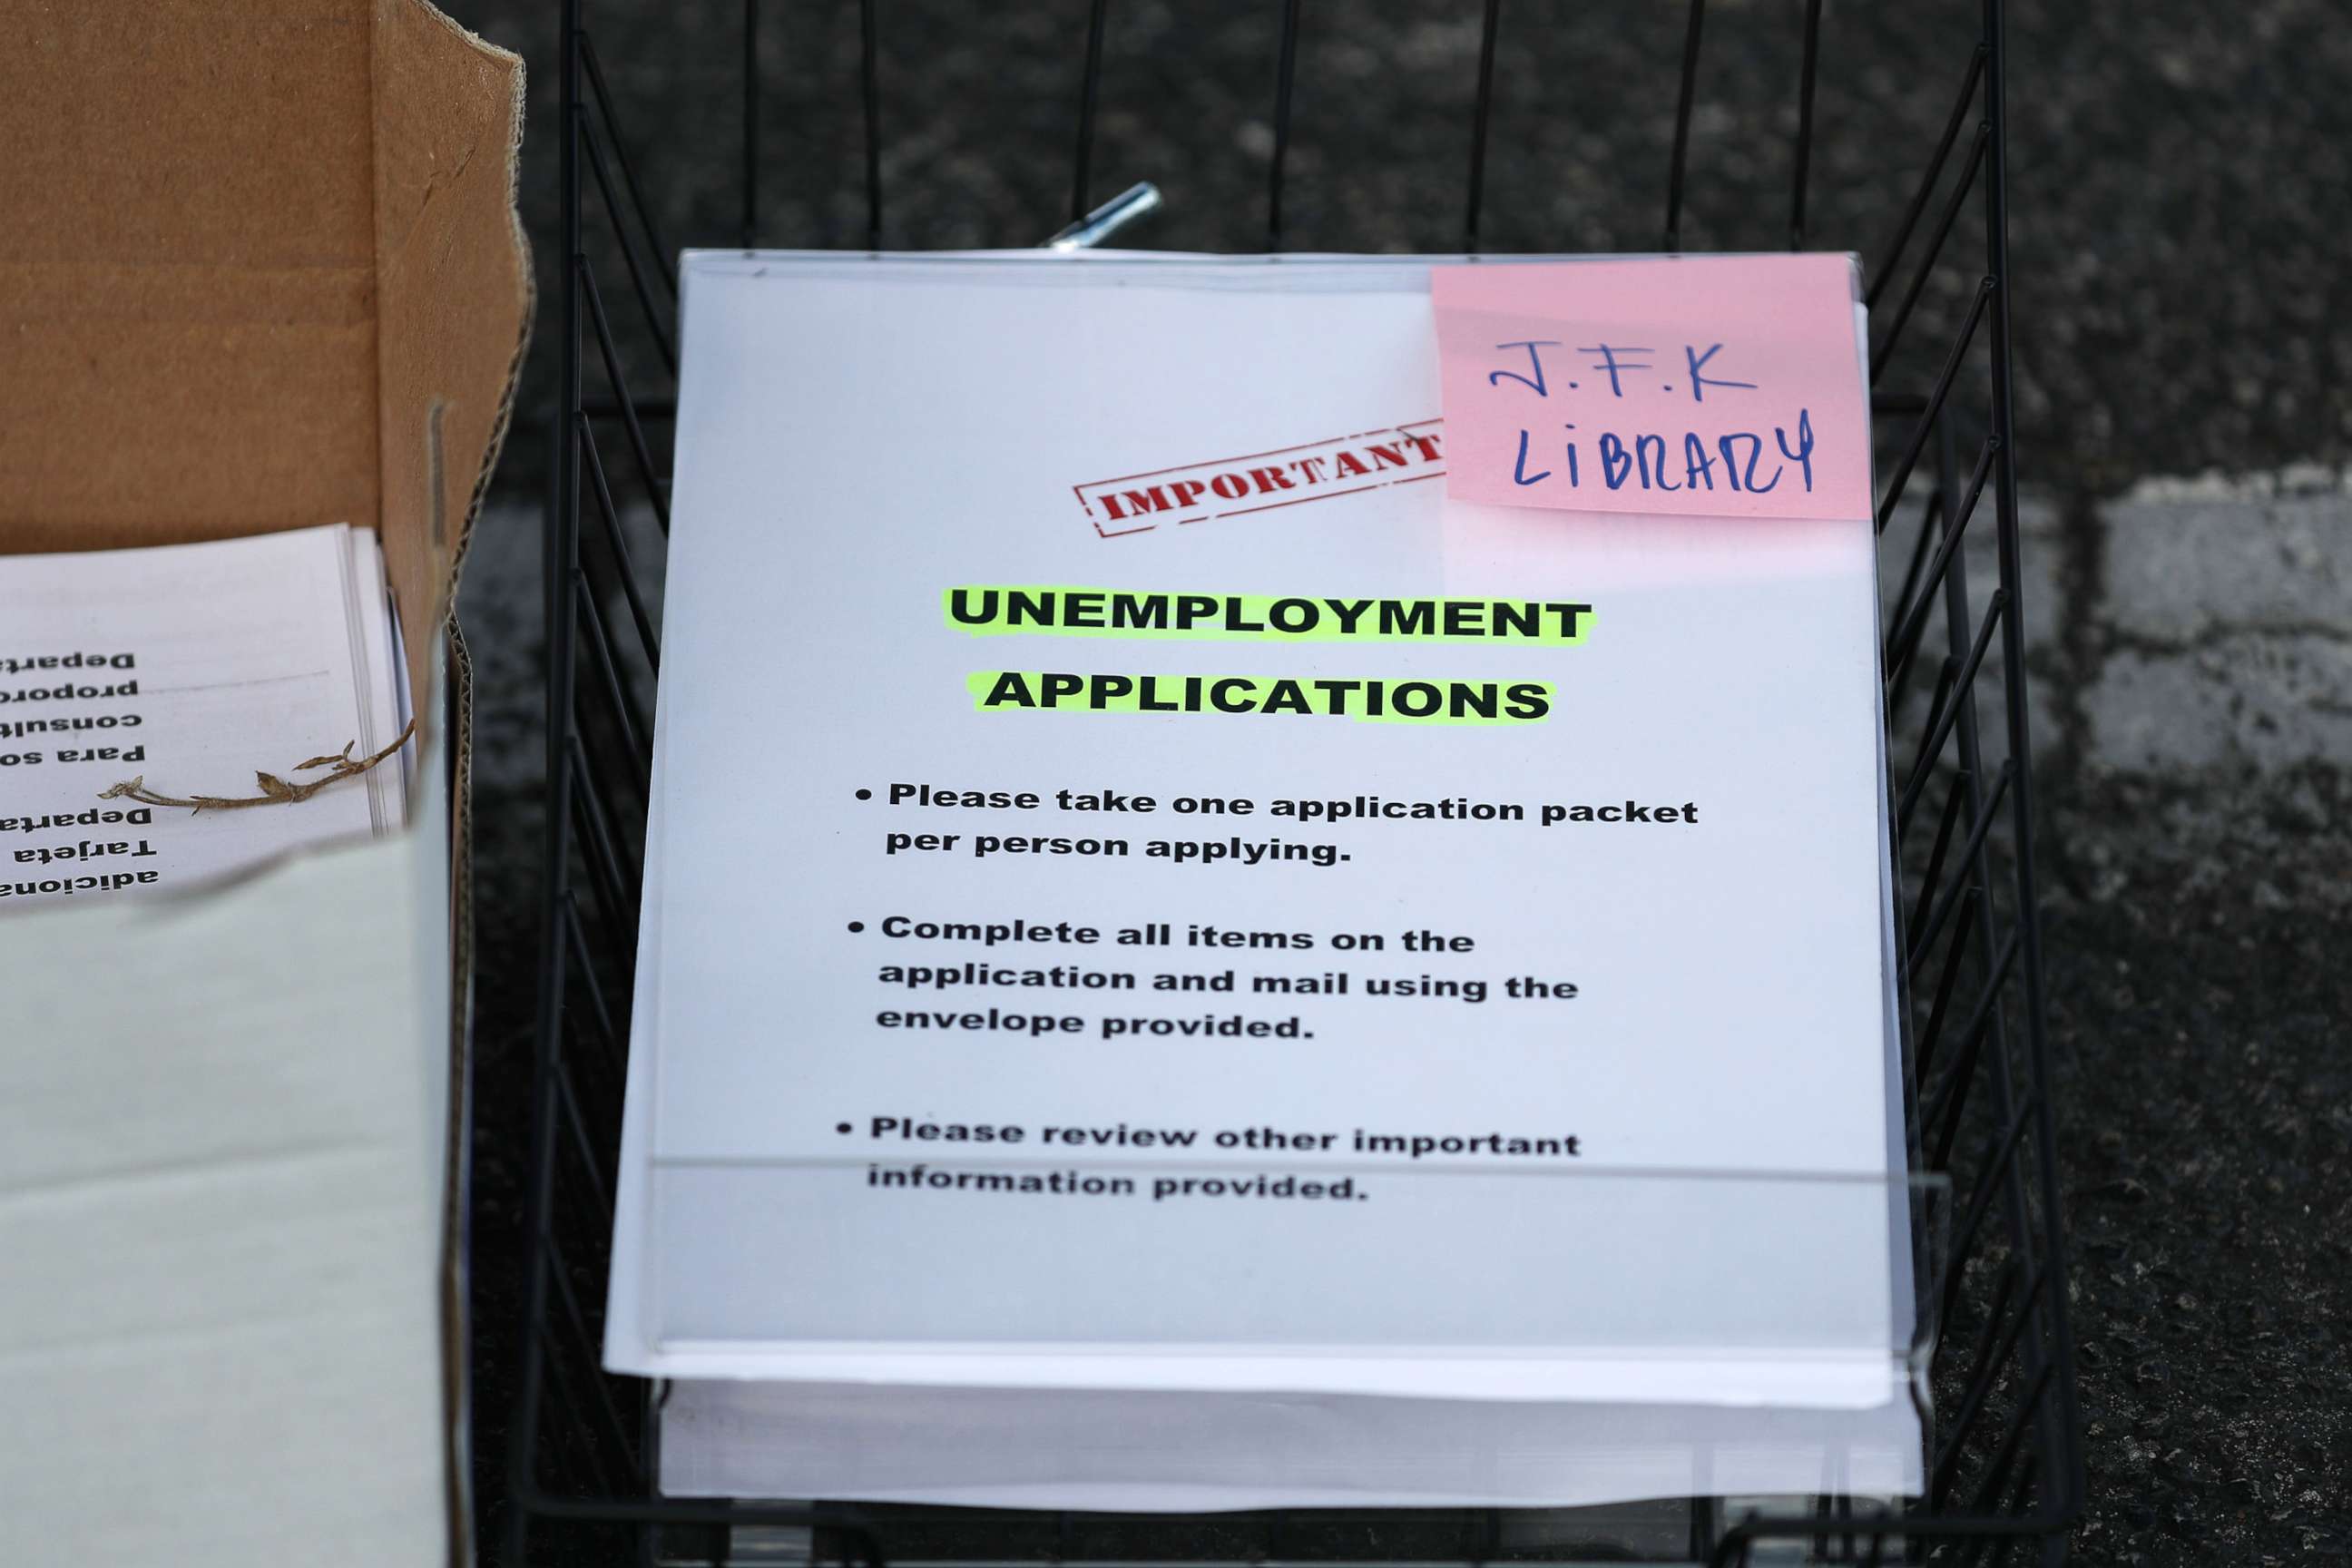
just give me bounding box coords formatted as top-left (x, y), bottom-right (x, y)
top-left (0, 524), bottom-right (413, 907)
top-left (0, 2), bottom-right (530, 1563)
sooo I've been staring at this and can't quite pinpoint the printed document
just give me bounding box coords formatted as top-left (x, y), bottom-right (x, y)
top-left (609, 256), bottom-right (1908, 1471)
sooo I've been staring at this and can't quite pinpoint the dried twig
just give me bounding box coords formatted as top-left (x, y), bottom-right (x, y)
top-left (99, 720), bottom-right (417, 813)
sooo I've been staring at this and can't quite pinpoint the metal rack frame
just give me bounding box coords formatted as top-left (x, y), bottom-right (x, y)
top-left (507, 1), bottom-right (2082, 1562)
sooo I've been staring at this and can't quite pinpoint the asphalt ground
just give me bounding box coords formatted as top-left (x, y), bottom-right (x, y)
top-left (437, 2), bottom-right (2352, 1563)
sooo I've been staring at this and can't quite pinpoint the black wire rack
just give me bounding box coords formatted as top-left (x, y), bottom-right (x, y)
top-left (509, 0), bottom-right (2082, 1562)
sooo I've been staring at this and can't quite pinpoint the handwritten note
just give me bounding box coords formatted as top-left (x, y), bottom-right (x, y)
top-left (1431, 255), bottom-right (1869, 520)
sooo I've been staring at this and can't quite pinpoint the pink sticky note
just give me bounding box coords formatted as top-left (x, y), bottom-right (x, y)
top-left (1431, 254), bottom-right (1868, 520)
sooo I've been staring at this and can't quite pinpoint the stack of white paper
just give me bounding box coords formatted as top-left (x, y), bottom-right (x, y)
top-left (608, 254), bottom-right (1918, 1512)
top-left (0, 524), bottom-right (412, 910)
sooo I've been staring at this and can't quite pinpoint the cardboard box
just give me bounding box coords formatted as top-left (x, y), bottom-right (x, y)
top-left (0, 2), bottom-right (529, 1562)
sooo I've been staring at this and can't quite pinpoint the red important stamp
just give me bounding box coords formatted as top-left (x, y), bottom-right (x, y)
top-left (1072, 420), bottom-right (1446, 539)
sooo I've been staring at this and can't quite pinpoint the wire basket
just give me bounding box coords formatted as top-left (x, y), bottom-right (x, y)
top-left (505, 1), bottom-right (2082, 1562)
